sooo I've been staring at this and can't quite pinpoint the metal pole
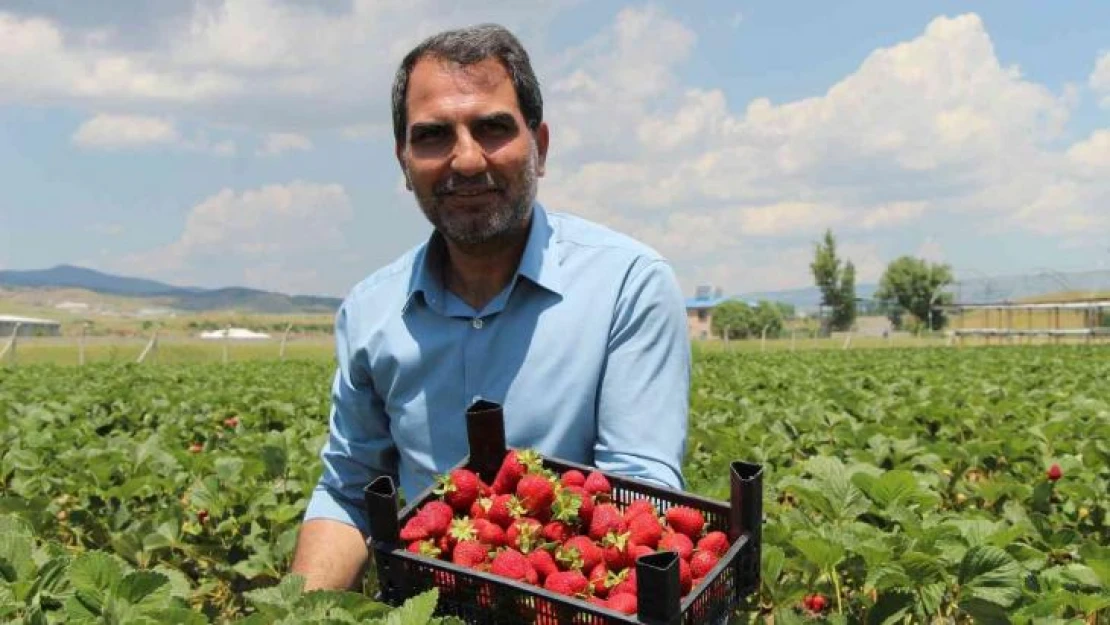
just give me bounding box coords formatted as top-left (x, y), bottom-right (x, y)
top-left (279, 323), bottom-right (292, 360)
top-left (0, 323), bottom-right (20, 364)
top-left (223, 324), bottom-right (230, 364)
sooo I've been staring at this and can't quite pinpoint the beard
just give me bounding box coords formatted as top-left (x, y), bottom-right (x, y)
top-left (409, 142), bottom-right (539, 250)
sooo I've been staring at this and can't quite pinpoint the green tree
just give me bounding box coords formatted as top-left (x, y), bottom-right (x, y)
top-left (711, 300), bottom-right (755, 339)
top-left (875, 256), bottom-right (954, 330)
top-left (753, 300), bottom-right (785, 338)
top-left (810, 229), bottom-right (857, 332)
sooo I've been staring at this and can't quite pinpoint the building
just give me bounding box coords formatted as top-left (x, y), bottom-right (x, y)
top-left (686, 286), bottom-right (730, 340)
top-left (0, 314), bottom-right (62, 337)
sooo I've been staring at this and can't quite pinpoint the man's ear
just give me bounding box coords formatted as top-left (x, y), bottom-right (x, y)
top-left (534, 122), bottom-right (550, 177)
top-left (396, 142), bottom-right (412, 191)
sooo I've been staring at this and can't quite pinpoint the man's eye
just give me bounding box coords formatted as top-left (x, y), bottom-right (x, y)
top-left (412, 127), bottom-right (447, 143)
top-left (478, 120), bottom-right (512, 136)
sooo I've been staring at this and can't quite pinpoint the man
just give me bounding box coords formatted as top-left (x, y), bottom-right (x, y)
top-left (291, 23), bottom-right (690, 591)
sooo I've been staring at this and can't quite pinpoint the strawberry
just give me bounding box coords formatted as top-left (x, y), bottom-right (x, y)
top-left (589, 504), bottom-right (626, 541)
top-left (1046, 463), bottom-right (1063, 481)
top-left (630, 544), bottom-right (655, 561)
top-left (600, 531), bottom-right (632, 570)
top-left (473, 518), bottom-right (507, 547)
top-left (400, 515), bottom-right (429, 542)
top-left (487, 494), bottom-right (526, 529)
top-left (516, 474), bottom-right (556, 518)
top-left (544, 570), bottom-right (589, 597)
top-left (490, 549), bottom-right (538, 585)
top-left (559, 536), bottom-right (604, 572)
top-left (624, 498), bottom-right (656, 522)
top-left (665, 506), bottom-right (705, 539)
top-left (696, 531), bottom-right (729, 557)
top-left (804, 594), bottom-right (829, 612)
top-left (678, 557), bottom-right (693, 595)
top-left (407, 539), bottom-right (442, 558)
top-left (451, 540), bottom-right (490, 568)
top-left (564, 486), bottom-right (594, 526)
top-left (417, 501), bottom-right (454, 537)
top-left (507, 517), bottom-right (544, 553)
top-left (492, 449), bottom-right (542, 494)
top-left (561, 469), bottom-right (586, 488)
top-left (527, 548), bottom-right (559, 583)
top-left (470, 496), bottom-right (491, 520)
top-left (659, 530), bottom-right (694, 561)
top-left (610, 568), bottom-right (636, 596)
top-left (542, 520), bottom-right (572, 544)
top-left (627, 512), bottom-right (663, 548)
top-left (588, 562), bottom-right (610, 598)
top-left (223, 416), bottom-right (239, 428)
top-left (690, 549), bottom-right (719, 578)
top-left (607, 593), bottom-right (637, 615)
top-left (435, 468), bottom-right (481, 513)
top-left (443, 517), bottom-right (477, 552)
top-left (584, 471), bottom-right (612, 500)
top-left (550, 488), bottom-right (584, 524)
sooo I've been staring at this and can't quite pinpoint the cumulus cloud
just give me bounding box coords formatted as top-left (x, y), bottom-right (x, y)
top-left (257, 132), bottom-right (312, 156)
top-left (1091, 51), bottom-right (1110, 107)
top-left (72, 113), bottom-right (178, 148)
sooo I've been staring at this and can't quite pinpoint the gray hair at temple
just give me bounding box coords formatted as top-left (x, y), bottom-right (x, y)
top-left (391, 23), bottom-right (544, 146)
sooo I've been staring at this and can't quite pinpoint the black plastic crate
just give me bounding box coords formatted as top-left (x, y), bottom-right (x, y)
top-left (364, 400), bottom-right (763, 624)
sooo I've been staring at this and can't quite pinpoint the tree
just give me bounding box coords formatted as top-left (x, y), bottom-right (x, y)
top-left (753, 300), bottom-right (785, 338)
top-left (875, 256), bottom-right (954, 330)
top-left (810, 229), bottom-right (857, 332)
top-left (711, 300), bottom-right (755, 339)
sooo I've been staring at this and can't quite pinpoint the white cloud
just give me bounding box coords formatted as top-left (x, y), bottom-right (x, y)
top-left (916, 237), bottom-right (946, 263)
top-left (258, 132), bottom-right (312, 156)
top-left (1091, 51), bottom-right (1110, 107)
top-left (1067, 129), bottom-right (1110, 173)
top-left (860, 202), bottom-right (929, 230)
top-left (72, 113), bottom-right (178, 148)
top-left (113, 181), bottom-right (353, 293)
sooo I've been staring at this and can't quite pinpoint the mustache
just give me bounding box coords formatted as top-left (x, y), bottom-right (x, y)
top-left (436, 173), bottom-right (501, 195)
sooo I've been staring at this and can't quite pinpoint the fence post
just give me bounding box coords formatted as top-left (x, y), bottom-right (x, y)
top-left (761, 325), bottom-right (770, 353)
top-left (1, 323), bottom-right (20, 365)
top-left (223, 324), bottom-right (230, 364)
top-left (279, 323), bottom-right (292, 360)
top-left (842, 332), bottom-right (853, 350)
top-left (136, 329), bottom-right (159, 364)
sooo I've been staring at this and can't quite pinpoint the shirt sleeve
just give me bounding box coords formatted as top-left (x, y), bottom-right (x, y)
top-left (303, 295), bottom-right (399, 536)
top-left (593, 257), bottom-right (691, 491)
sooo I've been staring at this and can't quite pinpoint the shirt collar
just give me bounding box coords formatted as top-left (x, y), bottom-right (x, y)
top-left (404, 202), bottom-right (563, 314)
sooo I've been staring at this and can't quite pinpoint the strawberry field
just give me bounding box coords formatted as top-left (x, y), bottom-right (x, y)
top-left (1, 345), bottom-right (1108, 623)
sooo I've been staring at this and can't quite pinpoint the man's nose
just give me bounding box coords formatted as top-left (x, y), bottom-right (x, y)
top-left (451, 131), bottom-right (487, 177)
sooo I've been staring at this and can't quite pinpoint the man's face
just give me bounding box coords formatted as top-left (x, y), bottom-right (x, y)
top-left (397, 56), bottom-right (549, 249)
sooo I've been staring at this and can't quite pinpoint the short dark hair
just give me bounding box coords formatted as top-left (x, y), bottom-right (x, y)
top-left (391, 24), bottom-right (544, 145)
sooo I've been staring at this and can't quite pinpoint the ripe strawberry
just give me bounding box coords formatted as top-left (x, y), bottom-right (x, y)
top-left (543, 520), bottom-right (572, 544)
top-left (627, 512), bottom-right (663, 548)
top-left (417, 501), bottom-right (455, 537)
top-left (492, 449), bottom-right (542, 494)
top-left (690, 550), bottom-right (720, 578)
top-left (589, 504), bottom-right (626, 541)
top-left (624, 498), bottom-right (656, 522)
top-left (487, 494), bottom-right (525, 529)
top-left (452, 540), bottom-right (490, 568)
top-left (607, 593), bottom-right (637, 615)
top-left (696, 531), bottom-right (729, 557)
top-left (544, 570), bottom-right (589, 597)
top-left (188, 442), bottom-right (203, 454)
top-left (804, 594), bottom-right (829, 612)
top-left (630, 544), bottom-right (655, 561)
top-left (659, 530), bottom-right (694, 561)
top-left (197, 510), bottom-right (209, 524)
top-left (435, 468), bottom-right (481, 513)
top-left (561, 469), bottom-right (586, 487)
top-left (678, 557), bottom-right (693, 595)
top-left (559, 536), bottom-right (604, 572)
top-left (588, 561), bottom-right (610, 597)
top-left (400, 515), bottom-right (429, 542)
top-left (550, 488), bottom-right (584, 524)
top-left (665, 506), bottom-right (705, 539)
top-left (507, 517), bottom-right (544, 553)
top-left (610, 569), bottom-right (636, 596)
top-left (1046, 463), bottom-right (1063, 482)
top-left (584, 471), bottom-right (612, 500)
top-left (442, 517), bottom-right (478, 552)
top-left (600, 532), bottom-right (632, 570)
top-left (491, 549), bottom-right (539, 585)
top-left (223, 416), bottom-right (239, 428)
top-left (470, 496), bottom-right (491, 520)
top-left (407, 539), bottom-right (442, 558)
top-left (527, 548), bottom-right (559, 583)
top-left (516, 474), bottom-right (556, 517)
top-left (473, 518), bottom-right (507, 547)
top-left (564, 486), bottom-right (594, 526)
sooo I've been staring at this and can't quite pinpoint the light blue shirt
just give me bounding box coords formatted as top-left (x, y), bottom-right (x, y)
top-left (304, 202), bottom-right (691, 534)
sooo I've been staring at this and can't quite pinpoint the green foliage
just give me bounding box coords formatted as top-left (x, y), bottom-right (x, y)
top-left (810, 229), bottom-right (857, 332)
top-left (711, 300), bottom-right (787, 339)
top-left (875, 256), bottom-right (955, 331)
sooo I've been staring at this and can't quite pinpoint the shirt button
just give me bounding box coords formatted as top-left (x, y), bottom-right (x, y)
top-left (472, 318), bottom-right (484, 329)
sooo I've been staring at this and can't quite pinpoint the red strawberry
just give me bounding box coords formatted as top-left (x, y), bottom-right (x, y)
top-left (490, 549), bottom-right (538, 585)
top-left (600, 532), bottom-right (632, 570)
top-left (417, 501), bottom-right (454, 537)
top-left (507, 517), bottom-right (544, 553)
top-left (550, 488), bottom-right (584, 524)
top-left (584, 471), bottom-right (612, 500)
top-left (627, 513), bottom-right (663, 548)
top-left (561, 469), bottom-right (586, 487)
top-left (624, 498), bottom-right (656, 522)
top-left (197, 510), bottom-right (209, 524)
top-left (452, 540), bottom-right (490, 568)
top-left (610, 569), bottom-right (636, 596)
top-left (223, 417), bottom-right (239, 428)
top-left (492, 449), bottom-right (542, 494)
top-left (690, 550), bottom-right (719, 578)
top-left (1046, 463), bottom-right (1063, 482)
top-left (678, 557), bottom-right (693, 595)
top-left (407, 539), bottom-right (442, 558)
top-left (665, 506), bottom-right (705, 539)
top-left (630, 544), bottom-right (655, 561)
top-left (697, 531), bottom-right (729, 557)
top-left (435, 469), bottom-right (481, 513)
top-left (564, 486), bottom-right (594, 526)
top-left (527, 549), bottom-right (559, 583)
top-left (516, 474), bottom-right (556, 518)
top-left (659, 530), bottom-right (694, 561)
top-left (188, 442), bottom-right (203, 454)
top-left (443, 517), bottom-right (477, 552)
top-left (607, 593), bottom-right (637, 615)
top-left (473, 518), bottom-right (507, 547)
top-left (487, 494), bottom-right (525, 529)
top-left (804, 594), bottom-right (829, 612)
top-left (589, 504), bottom-right (626, 541)
top-left (400, 515), bottom-right (429, 542)
top-left (542, 521), bottom-right (572, 544)
top-left (544, 570), bottom-right (589, 597)
top-left (559, 536), bottom-right (604, 572)
top-left (470, 496), bottom-right (491, 520)
top-left (588, 562), bottom-right (610, 598)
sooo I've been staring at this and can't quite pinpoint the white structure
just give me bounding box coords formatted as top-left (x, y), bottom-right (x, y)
top-left (199, 328), bottom-right (271, 340)
top-left (0, 314), bottom-right (62, 337)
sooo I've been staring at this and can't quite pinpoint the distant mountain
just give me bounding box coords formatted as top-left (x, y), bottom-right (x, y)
top-left (734, 284), bottom-right (880, 313)
top-left (0, 265), bottom-right (342, 314)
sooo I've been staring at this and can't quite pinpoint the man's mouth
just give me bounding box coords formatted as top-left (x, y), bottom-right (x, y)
top-left (444, 188), bottom-right (498, 197)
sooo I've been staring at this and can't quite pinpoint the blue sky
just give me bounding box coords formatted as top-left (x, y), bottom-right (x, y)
top-left (1, 0), bottom-right (1108, 297)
